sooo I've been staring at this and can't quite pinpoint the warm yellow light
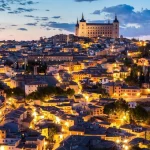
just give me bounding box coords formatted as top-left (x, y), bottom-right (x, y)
top-left (123, 116), bottom-right (127, 120)
top-left (137, 93), bottom-right (140, 96)
top-left (128, 53), bottom-right (131, 56)
top-left (116, 139), bottom-right (120, 144)
top-left (0, 146), bottom-right (4, 150)
top-left (32, 112), bottom-right (37, 117)
top-left (65, 122), bottom-right (69, 127)
top-left (124, 145), bottom-right (129, 150)
top-left (44, 141), bottom-right (48, 146)
top-left (124, 93), bottom-right (127, 96)
top-left (40, 115), bottom-right (44, 119)
top-left (33, 118), bottom-right (37, 123)
top-left (123, 139), bottom-right (128, 143)
top-left (60, 134), bottom-right (63, 139)
top-left (56, 117), bottom-right (60, 124)
top-left (85, 96), bottom-right (89, 100)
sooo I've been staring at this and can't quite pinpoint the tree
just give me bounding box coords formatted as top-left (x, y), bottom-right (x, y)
top-left (138, 44), bottom-right (150, 58)
top-left (5, 87), bottom-right (24, 98)
top-left (26, 86), bottom-right (75, 100)
top-left (124, 57), bottom-right (133, 67)
top-left (66, 88), bottom-right (75, 97)
top-left (129, 146), bottom-right (142, 150)
top-left (0, 82), bottom-right (4, 90)
top-left (125, 65), bottom-right (143, 86)
top-left (104, 99), bottom-right (129, 116)
top-left (115, 99), bottom-right (128, 113)
top-left (129, 105), bottom-right (149, 123)
top-left (48, 127), bottom-right (59, 142)
top-left (103, 102), bottom-right (116, 115)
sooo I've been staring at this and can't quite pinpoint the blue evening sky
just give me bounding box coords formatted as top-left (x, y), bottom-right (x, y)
top-left (0, 0), bottom-right (150, 40)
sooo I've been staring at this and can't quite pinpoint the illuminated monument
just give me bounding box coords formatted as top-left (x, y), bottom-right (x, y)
top-left (75, 14), bottom-right (119, 38)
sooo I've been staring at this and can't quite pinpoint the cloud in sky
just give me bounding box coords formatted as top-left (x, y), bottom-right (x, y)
top-left (20, 1), bottom-right (39, 5)
top-left (24, 15), bottom-right (34, 18)
top-left (25, 23), bottom-right (37, 26)
top-left (100, 4), bottom-right (150, 37)
top-left (52, 16), bottom-right (61, 19)
top-left (41, 22), bottom-right (75, 32)
top-left (35, 17), bottom-right (49, 21)
top-left (11, 24), bottom-right (17, 26)
top-left (0, 8), bottom-right (5, 11)
top-left (0, 0), bottom-right (150, 40)
top-left (41, 4), bottom-right (150, 38)
top-left (91, 10), bottom-right (101, 15)
top-left (8, 8), bottom-right (36, 14)
top-left (18, 28), bottom-right (28, 31)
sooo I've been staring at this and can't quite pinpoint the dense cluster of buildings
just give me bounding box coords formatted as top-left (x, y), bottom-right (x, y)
top-left (0, 28), bottom-right (149, 150)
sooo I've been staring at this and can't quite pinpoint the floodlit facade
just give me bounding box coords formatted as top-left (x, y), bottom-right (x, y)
top-left (75, 14), bottom-right (119, 38)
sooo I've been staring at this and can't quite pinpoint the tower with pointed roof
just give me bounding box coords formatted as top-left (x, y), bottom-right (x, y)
top-left (80, 13), bottom-right (86, 22)
top-left (79, 13), bottom-right (87, 37)
top-left (113, 15), bottom-right (119, 38)
top-left (75, 18), bottom-right (79, 36)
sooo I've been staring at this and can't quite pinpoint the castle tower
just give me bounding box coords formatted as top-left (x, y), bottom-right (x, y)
top-left (78, 13), bottom-right (87, 37)
top-left (75, 18), bottom-right (79, 36)
top-left (113, 15), bottom-right (119, 38)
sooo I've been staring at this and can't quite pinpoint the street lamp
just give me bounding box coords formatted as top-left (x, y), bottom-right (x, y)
top-left (123, 139), bottom-right (128, 144)
top-left (116, 139), bottom-right (120, 144)
top-left (124, 145), bottom-right (129, 150)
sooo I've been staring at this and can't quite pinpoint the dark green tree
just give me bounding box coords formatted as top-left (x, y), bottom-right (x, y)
top-left (129, 105), bottom-right (149, 123)
top-left (66, 88), bottom-right (75, 97)
top-left (26, 86), bottom-right (75, 100)
top-left (48, 127), bottom-right (58, 142)
top-left (5, 87), bottom-right (24, 98)
top-left (104, 99), bottom-right (128, 116)
top-left (103, 102), bottom-right (116, 115)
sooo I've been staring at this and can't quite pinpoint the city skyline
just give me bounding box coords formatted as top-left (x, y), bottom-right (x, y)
top-left (0, 0), bottom-right (150, 40)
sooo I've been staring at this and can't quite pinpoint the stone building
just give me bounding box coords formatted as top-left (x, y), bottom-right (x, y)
top-left (75, 14), bottom-right (119, 38)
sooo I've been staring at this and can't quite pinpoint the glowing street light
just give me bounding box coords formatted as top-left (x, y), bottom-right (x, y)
top-left (65, 121), bottom-right (69, 127)
top-left (60, 134), bottom-right (63, 139)
top-left (123, 139), bottom-right (128, 144)
top-left (116, 139), bottom-right (120, 144)
top-left (56, 117), bottom-right (60, 124)
top-left (32, 112), bottom-right (37, 117)
top-left (123, 116), bottom-right (127, 120)
top-left (44, 141), bottom-right (48, 146)
top-left (40, 115), bottom-right (44, 119)
top-left (124, 145), bottom-right (129, 150)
